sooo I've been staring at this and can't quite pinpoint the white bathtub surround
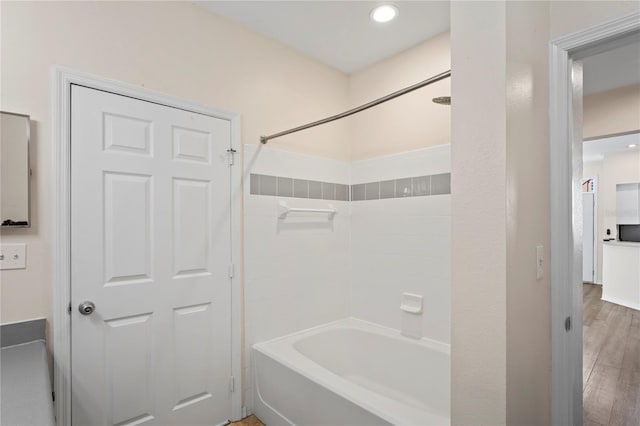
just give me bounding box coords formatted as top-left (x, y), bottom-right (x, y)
top-left (253, 318), bottom-right (450, 426)
top-left (351, 145), bottom-right (452, 344)
top-left (244, 144), bottom-right (451, 414)
top-left (400, 293), bottom-right (424, 339)
top-left (351, 145), bottom-right (450, 184)
top-left (243, 145), bottom-right (352, 410)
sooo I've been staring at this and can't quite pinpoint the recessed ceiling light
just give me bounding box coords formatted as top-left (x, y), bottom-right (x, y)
top-left (370, 5), bottom-right (398, 23)
top-left (629, 144), bottom-right (638, 148)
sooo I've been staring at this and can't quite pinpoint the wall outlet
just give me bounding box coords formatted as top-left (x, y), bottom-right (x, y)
top-left (0, 244), bottom-right (27, 270)
top-left (536, 245), bottom-right (544, 280)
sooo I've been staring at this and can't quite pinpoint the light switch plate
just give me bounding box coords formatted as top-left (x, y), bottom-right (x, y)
top-left (0, 244), bottom-right (27, 270)
top-left (536, 245), bottom-right (544, 280)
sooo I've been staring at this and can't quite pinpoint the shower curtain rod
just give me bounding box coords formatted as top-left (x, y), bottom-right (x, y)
top-left (260, 69), bottom-right (451, 144)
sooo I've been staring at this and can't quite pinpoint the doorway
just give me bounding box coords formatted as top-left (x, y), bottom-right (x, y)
top-left (52, 69), bottom-right (243, 425)
top-left (581, 131), bottom-right (640, 424)
top-left (549, 12), bottom-right (640, 426)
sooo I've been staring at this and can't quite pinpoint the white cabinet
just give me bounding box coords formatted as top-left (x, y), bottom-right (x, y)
top-left (602, 242), bottom-right (640, 311)
top-left (616, 183), bottom-right (640, 225)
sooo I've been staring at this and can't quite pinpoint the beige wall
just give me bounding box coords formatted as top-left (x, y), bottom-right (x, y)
top-left (348, 32), bottom-right (450, 160)
top-left (450, 1), bottom-right (638, 424)
top-left (451, 1), bottom-right (508, 423)
top-left (0, 1), bottom-right (351, 330)
top-left (584, 84), bottom-right (640, 139)
top-left (504, 2), bottom-right (551, 423)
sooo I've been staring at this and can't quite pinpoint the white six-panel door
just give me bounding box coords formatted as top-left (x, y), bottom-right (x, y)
top-left (71, 85), bottom-right (232, 426)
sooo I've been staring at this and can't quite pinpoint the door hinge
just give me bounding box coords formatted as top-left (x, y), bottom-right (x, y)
top-left (565, 316), bottom-right (571, 332)
top-left (68, 303), bottom-right (72, 315)
top-left (226, 148), bottom-right (237, 166)
top-left (52, 391), bottom-right (55, 402)
top-left (229, 263), bottom-right (235, 279)
top-left (229, 376), bottom-right (236, 393)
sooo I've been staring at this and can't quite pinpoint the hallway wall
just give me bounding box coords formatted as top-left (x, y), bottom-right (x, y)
top-left (584, 84), bottom-right (640, 139)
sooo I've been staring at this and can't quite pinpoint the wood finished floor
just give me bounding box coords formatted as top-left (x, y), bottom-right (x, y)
top-left (583, 283), bottom-right (640, 426)
top-left (229, 415), bottom-right (264, 426)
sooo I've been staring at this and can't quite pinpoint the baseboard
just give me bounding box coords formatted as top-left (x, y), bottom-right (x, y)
top-left (601, 295), bottom-right (640, 311)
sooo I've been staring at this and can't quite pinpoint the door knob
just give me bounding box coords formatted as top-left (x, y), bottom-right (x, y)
top-left (78, 301), bottom-right (96, 316)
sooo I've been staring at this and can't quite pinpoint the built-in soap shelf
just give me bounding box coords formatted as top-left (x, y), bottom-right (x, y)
top-left (400, 293), bottom-right (423, 314)
top-left (278, 200), bottom-right (337, 220)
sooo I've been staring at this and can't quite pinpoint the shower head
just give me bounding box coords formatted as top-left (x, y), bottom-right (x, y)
top-left (432, 96), bottom-right (451, 105)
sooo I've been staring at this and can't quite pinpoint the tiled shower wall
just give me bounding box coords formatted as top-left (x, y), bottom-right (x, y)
top-left (243, 145), bottom-right (351, 411)
top-left (350, 145), bottom-right (451, 344)
top-left (243, 144), bottom-right (451, 411)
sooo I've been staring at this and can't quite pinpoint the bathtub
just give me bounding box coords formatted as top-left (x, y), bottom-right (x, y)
top-left (252, 318), bottom-right (450, 425)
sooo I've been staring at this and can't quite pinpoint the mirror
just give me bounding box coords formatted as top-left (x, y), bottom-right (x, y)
top-left (1, 111), bottom-right (31, 227)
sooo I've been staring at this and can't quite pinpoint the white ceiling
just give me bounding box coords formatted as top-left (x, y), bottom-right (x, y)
top-left (584, 132), bottom-right (640, 163)
top-left (583, 40), bottom-right (640, 95)
top-left (196, 1), bottom-right (639, 94)
top-left (196, 1), bottom-right (450, 74)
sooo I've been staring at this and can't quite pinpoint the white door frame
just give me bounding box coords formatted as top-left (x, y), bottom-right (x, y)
top-left (582, 176), bottom-right (598, 283)
top-left (51, 67), bottom-right (244, 425)
top-left (549, 11), bottom-right (640, 426)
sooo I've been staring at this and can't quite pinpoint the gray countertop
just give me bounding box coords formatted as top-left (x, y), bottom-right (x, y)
top-left (1, 340), bottom-right (55, 426)
top-left (602, 240), bottom-right (640, 248)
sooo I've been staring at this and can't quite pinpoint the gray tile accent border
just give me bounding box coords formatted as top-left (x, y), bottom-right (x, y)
top-left (308, 180), bottom-right (323, 199)
top-left (277, 177), bottom-right (293, 197)
top-left (249, 172), bottom-right (450, 202)
top-left (396, 178), bottom-right (413, 197)
top-left (413, 175), bottom-right (431, 197)
top-left (250, 173), bottom-right (260, 195)
top-left (431, 173), bottom-right (451, 195)
top-left (335, 184), bottom-right (349, 201)
top-left (357, 172), bottom-right (450, 201)
top-left (322, 182), bottom-right (336, 200)
top-left (380, 180), bottom-right (395, 199)
top-left (365, 182), bottom-right (380, 200)
top-left (352, 183), bottom-right (366, 201)
top-left (293, 179), bottom-right (308, 198)
top-left (260, 175), bottom-right (277, 196)
top-left (1, 318), bottom-right (46, 348)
